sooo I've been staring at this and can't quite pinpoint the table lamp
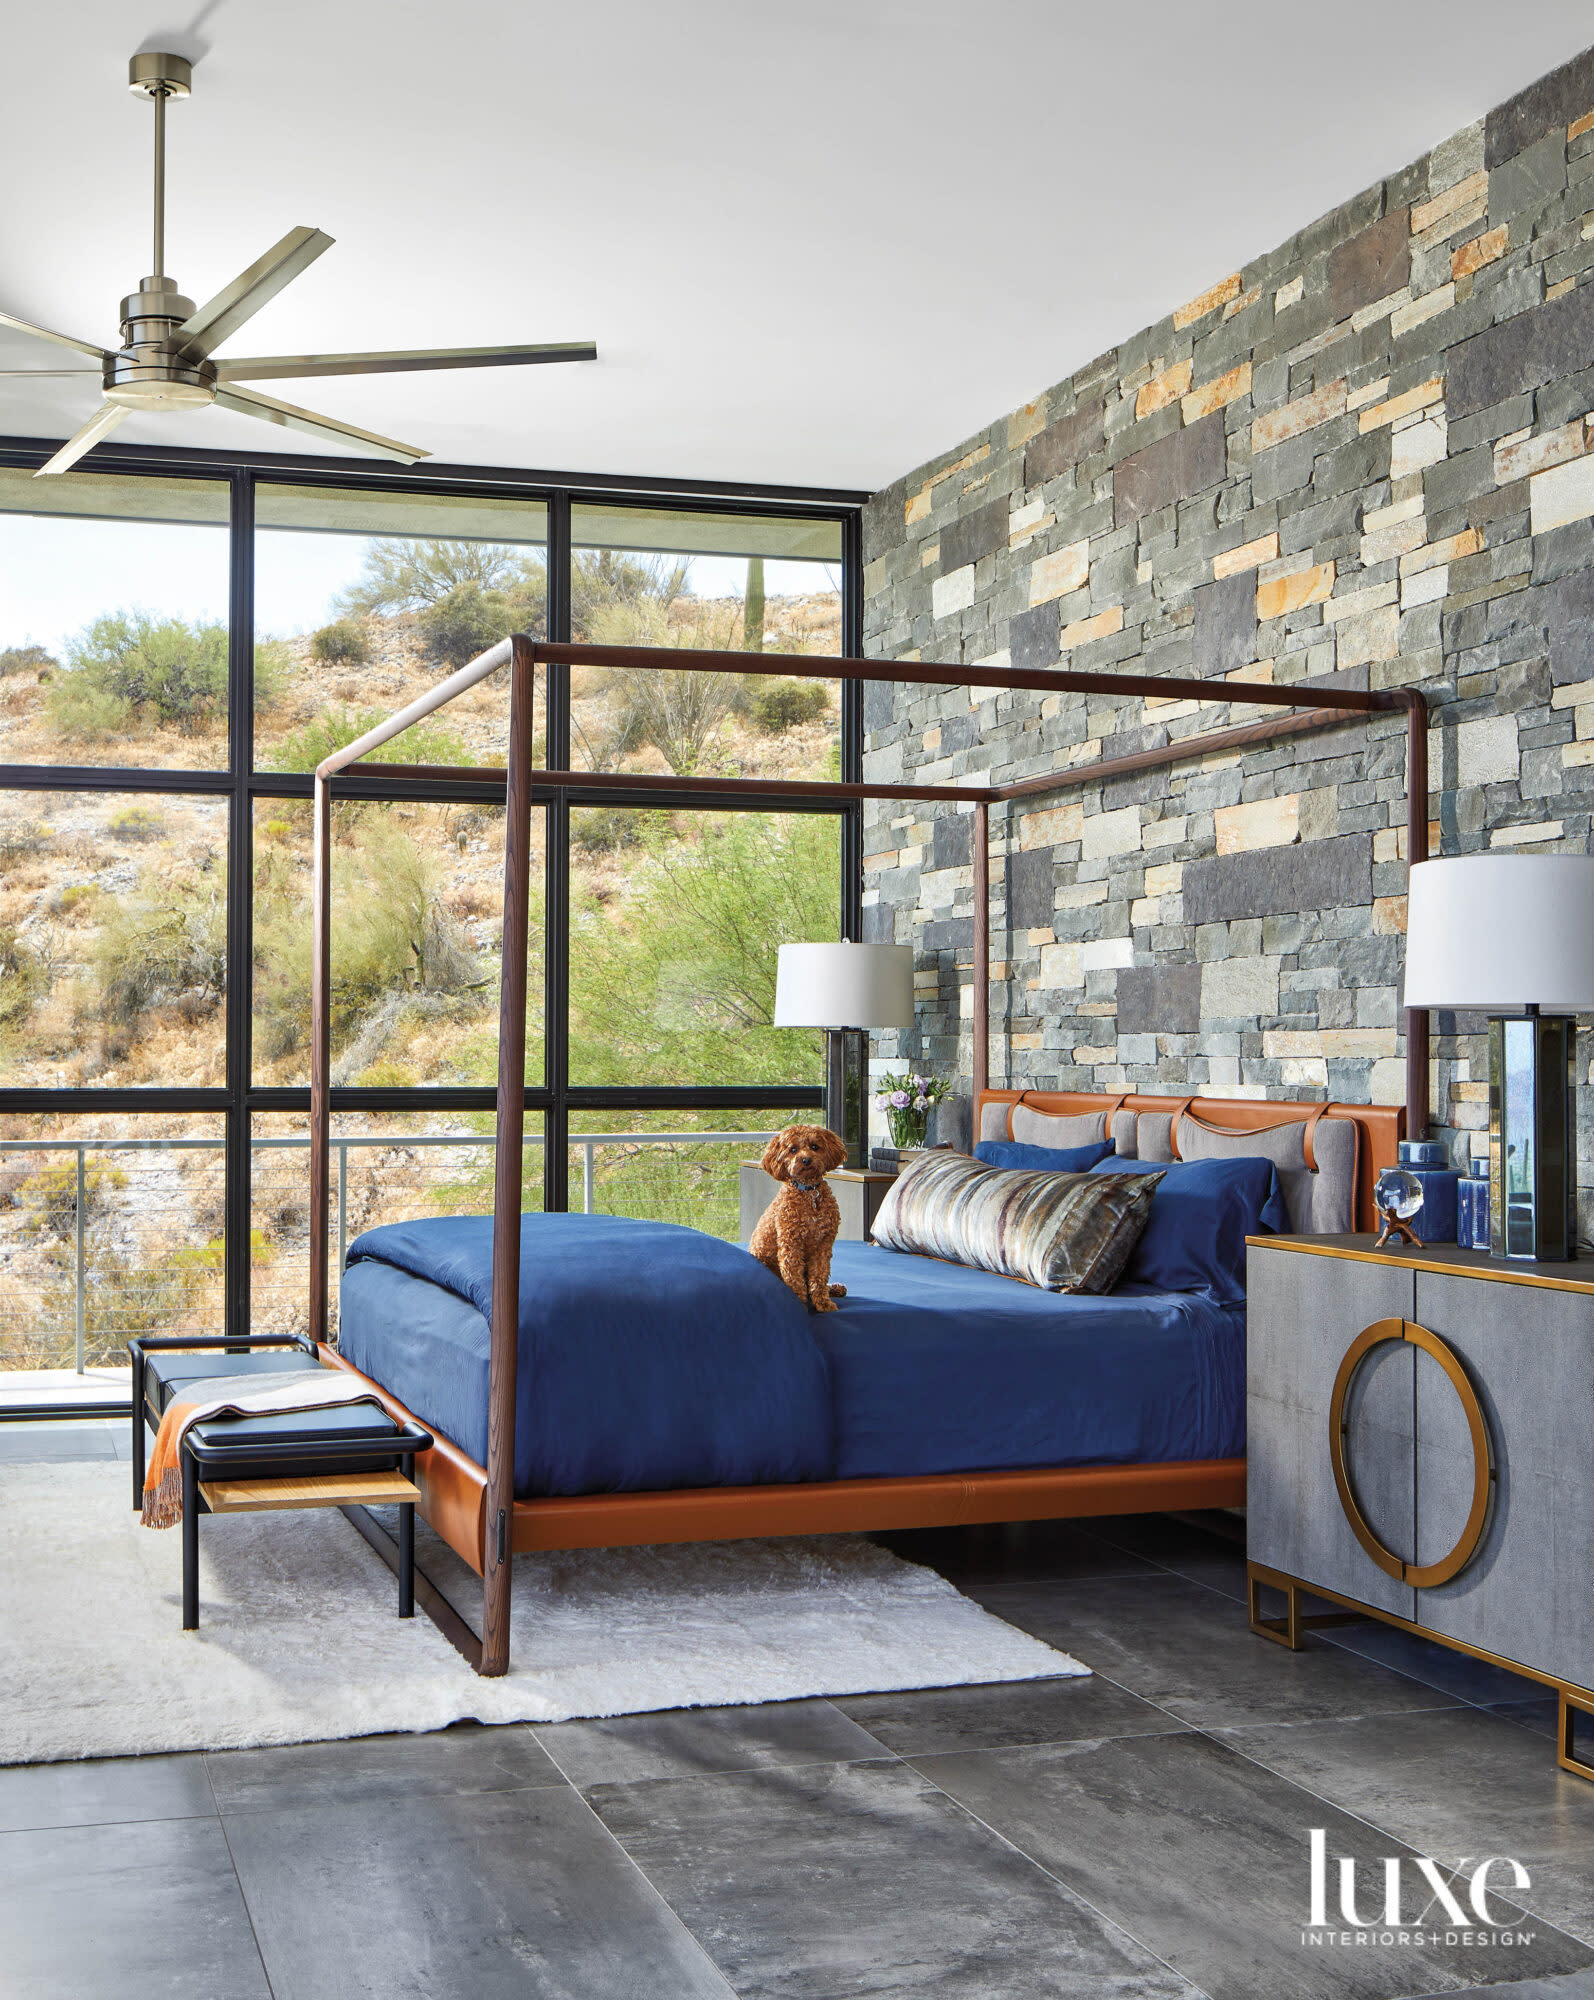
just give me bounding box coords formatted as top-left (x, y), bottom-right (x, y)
top-left (1404, 854), bottom-right (1594, 1261)
top-left (774, 941), bottom-right (913, 1168)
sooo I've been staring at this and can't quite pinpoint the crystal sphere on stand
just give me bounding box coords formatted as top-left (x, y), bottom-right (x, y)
top-left (1373, 1166), bottom-right (1425, 1247)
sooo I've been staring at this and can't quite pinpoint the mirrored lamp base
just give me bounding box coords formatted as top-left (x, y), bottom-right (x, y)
top-left (823, 1028), bottom-right (868, 1171)
top-left (1489, 1012), bottom-right (1577, 1261)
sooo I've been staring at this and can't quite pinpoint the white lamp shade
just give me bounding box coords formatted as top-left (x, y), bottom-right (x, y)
top-left (1404, 854), bottom-right (1594, 1013)
top-left (773, 942), bottom-right (913, 1029)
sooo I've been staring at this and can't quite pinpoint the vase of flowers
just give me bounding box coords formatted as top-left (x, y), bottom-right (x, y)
top-left (873, 1070), bottom-right (951, 1152)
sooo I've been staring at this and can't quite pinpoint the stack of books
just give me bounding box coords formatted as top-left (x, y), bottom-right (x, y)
top-left (867, 1143), bottom-right (953, 1176)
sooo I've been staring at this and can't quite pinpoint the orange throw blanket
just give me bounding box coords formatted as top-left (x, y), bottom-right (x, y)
top-left (141, 1367), bottom-right (382, 1529)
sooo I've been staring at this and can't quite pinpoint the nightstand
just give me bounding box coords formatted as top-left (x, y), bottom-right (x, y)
top-left (739, 1163), bottom-right (896, 1246)
top-left (1247, 1232), bottom-right (1594, 1780)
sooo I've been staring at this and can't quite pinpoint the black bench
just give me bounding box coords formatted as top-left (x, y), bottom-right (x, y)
top-left (129, 1336), bottom-right (432, 1632)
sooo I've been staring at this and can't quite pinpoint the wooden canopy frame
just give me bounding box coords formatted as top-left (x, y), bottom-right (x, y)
top-left (309, 632), bottom-right (1430, 1673)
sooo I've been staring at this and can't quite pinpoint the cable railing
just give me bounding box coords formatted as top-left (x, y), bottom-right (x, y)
top-left (0, 1128), bottom-right (777, 1381)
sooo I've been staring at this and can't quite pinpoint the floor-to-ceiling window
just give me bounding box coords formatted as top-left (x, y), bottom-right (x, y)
top-left (0, 445), bottom-right (860, 1394)
top-left (563, 503), bottom-right (849, 1233)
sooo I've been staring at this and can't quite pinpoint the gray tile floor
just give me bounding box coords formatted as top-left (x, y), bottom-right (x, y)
top-left (5, 1432), bottom-right (1594, 1998)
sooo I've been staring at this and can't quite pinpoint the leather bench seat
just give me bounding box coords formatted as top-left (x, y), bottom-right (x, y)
top-left (143, 1348), bottom-right (314, 1416)
top-left (145, 1350), bottom-right (402, 1480)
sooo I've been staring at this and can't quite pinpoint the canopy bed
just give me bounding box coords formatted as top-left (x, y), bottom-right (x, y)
top-left (308, 632), bottom-right (1427, 1674)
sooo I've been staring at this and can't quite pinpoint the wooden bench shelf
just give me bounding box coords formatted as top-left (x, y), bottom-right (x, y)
top-left (198, 1471), bottom-right (421, 1514)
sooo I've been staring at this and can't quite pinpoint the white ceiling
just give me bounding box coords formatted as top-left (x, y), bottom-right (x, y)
top-left (2, 2), bottom-right (1592, 494)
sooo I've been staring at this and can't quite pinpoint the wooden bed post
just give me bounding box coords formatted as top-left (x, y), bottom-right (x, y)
top-left (482, 633), bottom-right (538, 1677)
top-left (308, 772), bottom-right (332, 1345)
top-left (972, 801), bottom-right (989, 1106)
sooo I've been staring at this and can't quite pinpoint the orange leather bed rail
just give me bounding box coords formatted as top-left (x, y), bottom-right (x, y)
top-left (322, 1346), bottom-right (1243, 1568)
top-left (979, 1087), bottom-right (1402, 1234)
top-left (506, 1459), bottom-right (1246, 1551)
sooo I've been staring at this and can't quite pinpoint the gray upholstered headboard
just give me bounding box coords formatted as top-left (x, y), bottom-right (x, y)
top-left (975, 1089), bottom-right (1403, 1236)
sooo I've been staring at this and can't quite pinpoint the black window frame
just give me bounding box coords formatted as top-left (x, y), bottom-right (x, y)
top-left (0, 432), bottom-right (865, 1343)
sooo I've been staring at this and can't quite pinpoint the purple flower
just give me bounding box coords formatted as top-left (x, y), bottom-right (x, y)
top-left (914, 1094), bottom-right (929, 1111)
top-left (890, 1090), bottom-right (911, 1109)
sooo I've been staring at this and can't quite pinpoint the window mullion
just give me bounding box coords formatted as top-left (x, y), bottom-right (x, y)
top-left (225, 469), bottom-right (255, 1341)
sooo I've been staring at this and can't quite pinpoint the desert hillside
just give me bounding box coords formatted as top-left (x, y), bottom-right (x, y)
top-left (0, 584), bottom-right (841, 1369)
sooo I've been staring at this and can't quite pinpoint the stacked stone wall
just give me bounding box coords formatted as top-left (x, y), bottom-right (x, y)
top-left (861, 47), bottom-right (1594, 1206)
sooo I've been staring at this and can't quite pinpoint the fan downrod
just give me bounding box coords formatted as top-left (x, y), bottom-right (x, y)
top-left (106, 52), bottom-right (213, 411)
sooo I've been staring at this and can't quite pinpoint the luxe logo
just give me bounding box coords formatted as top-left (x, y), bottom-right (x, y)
top-left (1307, 1830), bottom-right (1532, 1939)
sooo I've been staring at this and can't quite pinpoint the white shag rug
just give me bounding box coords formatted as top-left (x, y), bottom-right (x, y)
top-left (1, 1461), bottom-right (1084, 1764)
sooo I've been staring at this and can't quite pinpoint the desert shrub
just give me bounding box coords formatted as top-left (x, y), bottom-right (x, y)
top-left (253, 640), bottom-right (290, 711)
top-left (264, 707), bottom-right (472, 774)
top-left (570, 550), bottom-right (688, 638)
top-left (571, 805), bottom-right (644, 854)
top-left (616, 666), bottom-right (736, 774)
top-left (750, 678), bottom-right (829, 733)
top-left (50, 613), bottom-right (286, 738)
top-left (252, 812), bottom-right (499, 1076)
top-left (310, 617), bottom-right (371, 664)
top-left (0, 820), bottom-right (49, 871)
top-left (0, 924), bottom-right (48, 1025)
top-left (48, 675), bottom-right (135, 739)
top-left (410, 580), bottom-right (548, 672)
top-left (354, 1058), bottom-right (419, 1090)
top-left (94, 871), bottom-right (226, 1027)
top-left (19, 1158), bottom-right (127, 1238)
top-left (109, 805), bottom-right (163, 841)
top-left (0, 644), bottom-right (55, 677)
top-left (582, 600), bottom-right (743, 774)
top-left (417, 582), bottom-right (530, 667)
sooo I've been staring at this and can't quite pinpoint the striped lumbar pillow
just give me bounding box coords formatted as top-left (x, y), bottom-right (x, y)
top-left (872, 1151), bottom-right (1165, 1294)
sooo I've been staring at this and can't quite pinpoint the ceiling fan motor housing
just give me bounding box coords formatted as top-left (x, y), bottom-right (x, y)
top-left (106, 278), bottom-right (215, 411)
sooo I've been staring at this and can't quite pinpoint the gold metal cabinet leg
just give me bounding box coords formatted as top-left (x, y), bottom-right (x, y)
top-left (1559, 1691), bottom-right (1594, 1782)
top-left (1248, 1568), bottom-right (1305, 1650)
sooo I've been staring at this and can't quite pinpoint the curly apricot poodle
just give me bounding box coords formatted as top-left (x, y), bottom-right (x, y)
top-left (750, 1124), bottom-right (849, 1312)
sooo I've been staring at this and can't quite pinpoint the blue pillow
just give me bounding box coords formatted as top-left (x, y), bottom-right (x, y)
top-left (1089, 1154), bottom-right (1289, 1302)
top-left (974, 1138), bottom-right (1114, 1174)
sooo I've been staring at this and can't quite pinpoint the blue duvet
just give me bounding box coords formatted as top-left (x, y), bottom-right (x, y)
top-left (341, 1214), bottom-right (831, 1498)
top-left (340, 1214), bottom-right (1245, 1498)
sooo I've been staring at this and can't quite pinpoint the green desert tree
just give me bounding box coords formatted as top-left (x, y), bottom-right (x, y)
top-left (50, 612), bottom-right (285, 738)
top-left (567, 809), bottom-right (834, 1087)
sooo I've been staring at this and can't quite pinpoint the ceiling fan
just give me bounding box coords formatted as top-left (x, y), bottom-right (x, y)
top-left (1, 51), bottom-right (597, 477)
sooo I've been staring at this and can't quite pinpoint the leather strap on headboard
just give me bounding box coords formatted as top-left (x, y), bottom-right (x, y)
top-left (1165, 1099), bottom-right (1195, 1158)
top-left (1178, 1100), bottom-right (1329, 1170)
top-left (1007, 1089), bottom-right (1127, 1141)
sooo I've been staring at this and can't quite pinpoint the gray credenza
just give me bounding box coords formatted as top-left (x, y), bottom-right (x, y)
top-left (1247, 1235), bottom-right (1594, 1779)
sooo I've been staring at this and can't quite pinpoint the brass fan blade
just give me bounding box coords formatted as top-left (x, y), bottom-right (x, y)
top-left (34, 403), bottom-right (131, 477)
top-left (212, 384), bottom-right (428, 463)
top-left (213, 340), bottom-right (598, 381)
top-left (0, 309), bottom-right (111, 362)
top-left (175, 226), bottom-right (335, 361)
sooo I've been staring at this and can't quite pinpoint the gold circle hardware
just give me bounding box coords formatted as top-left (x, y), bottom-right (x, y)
top-left (1328, 1317), bottom-right (1493, 1589)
